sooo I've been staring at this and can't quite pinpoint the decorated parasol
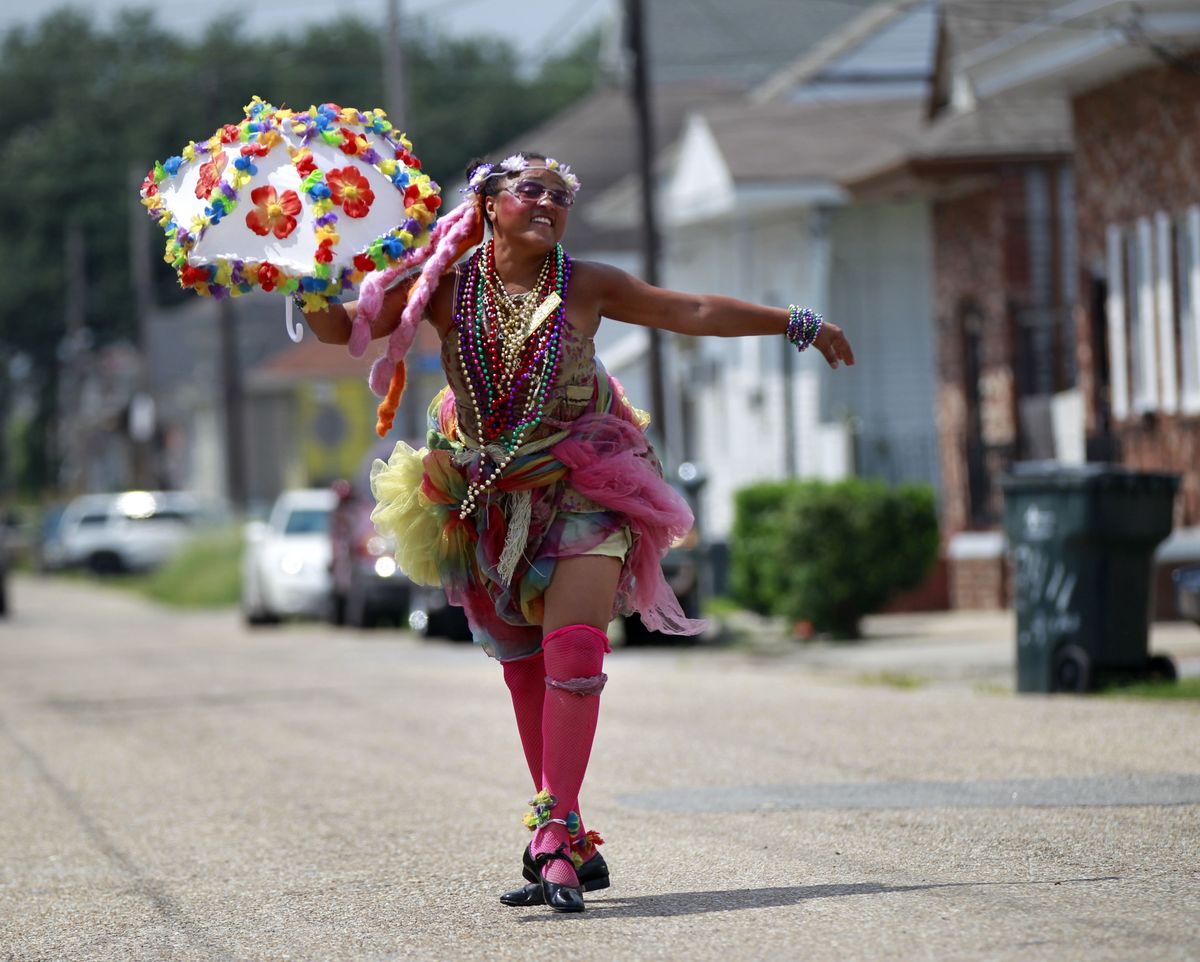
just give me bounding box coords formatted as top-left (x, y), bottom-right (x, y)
top-left (140, 96), bottom-right (442, 344)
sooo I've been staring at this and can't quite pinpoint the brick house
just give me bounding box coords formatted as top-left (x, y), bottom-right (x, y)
top-left (953, 0), bottom-right (1200, 614)
top-left (838, 0), bottom-right (1074, 608)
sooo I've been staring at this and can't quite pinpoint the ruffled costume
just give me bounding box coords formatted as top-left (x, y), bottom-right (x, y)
top-left (370, 310), bottom-right (706, 662)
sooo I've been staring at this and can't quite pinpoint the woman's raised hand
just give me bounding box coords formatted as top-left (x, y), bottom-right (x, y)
top-left (814, 320), bottom-right (856, 370)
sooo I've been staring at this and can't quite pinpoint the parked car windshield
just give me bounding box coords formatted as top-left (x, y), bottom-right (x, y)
top-left (283, 509), bottom-right (330, 536)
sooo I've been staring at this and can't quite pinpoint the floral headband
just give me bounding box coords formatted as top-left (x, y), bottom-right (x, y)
top-left (463, 154), bottom-right (581, 195)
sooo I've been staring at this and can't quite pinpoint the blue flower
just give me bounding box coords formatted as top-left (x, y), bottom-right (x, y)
top-left (163, 156), bottom-right (184, 175)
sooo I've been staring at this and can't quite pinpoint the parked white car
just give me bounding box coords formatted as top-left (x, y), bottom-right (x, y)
top-left (47, 491), bottom-right (203, 574)
top-left (241, 488), bottom-right (337, 625)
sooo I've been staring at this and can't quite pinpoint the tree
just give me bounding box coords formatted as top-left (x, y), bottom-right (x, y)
top-left (0, 12), bottom-right (601, 496)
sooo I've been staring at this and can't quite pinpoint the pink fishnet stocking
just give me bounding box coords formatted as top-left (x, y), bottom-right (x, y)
top-left (530, 624), bottom-right (608, 886)
top-left (502, 653), bottom-right (545, 791)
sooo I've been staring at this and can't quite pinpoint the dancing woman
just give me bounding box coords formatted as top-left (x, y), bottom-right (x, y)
top-left (302, 153), bottom-right (855, 913)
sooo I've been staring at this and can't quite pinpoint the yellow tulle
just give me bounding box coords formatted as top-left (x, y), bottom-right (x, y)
top-left (369, 441), bottom-right (443, 587)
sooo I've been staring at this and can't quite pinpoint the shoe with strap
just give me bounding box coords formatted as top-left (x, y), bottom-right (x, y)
top-left (500, 831), bottom-right (609, 907)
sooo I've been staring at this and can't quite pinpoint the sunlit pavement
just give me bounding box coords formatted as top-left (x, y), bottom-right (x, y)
top-left (1, 574), bottom-right (1197, 962)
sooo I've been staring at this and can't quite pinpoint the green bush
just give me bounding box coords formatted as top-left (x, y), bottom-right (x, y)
top-left (729, 481), bottom-right (794, 615)
top-left (730, 479), bottom-right (939, 638)
top-left (139, 527), bottom-right (244, 608)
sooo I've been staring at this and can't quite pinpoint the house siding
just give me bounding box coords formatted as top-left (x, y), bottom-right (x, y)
top-left (1073, 58), bottom-right (1200, 525)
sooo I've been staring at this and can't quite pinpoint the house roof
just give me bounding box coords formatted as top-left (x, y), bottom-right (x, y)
top-left (701, 98), bottom-right (930, 183)
top-left (842, 91), bottom-right (1072, 195)
top-left (484, 82), bottom-right (742, 252)
top-left (931, 0), bottom-right (1070, 113)
top-left (644, 0), bottom-right (882, 90)
top-left (751, 0), bottom-right (932, 103)
top-left (955, 0), bottom-right (1200, 100)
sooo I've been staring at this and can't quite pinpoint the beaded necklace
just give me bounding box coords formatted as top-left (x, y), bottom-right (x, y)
top-left (453, 239), bottom-right (572, 517)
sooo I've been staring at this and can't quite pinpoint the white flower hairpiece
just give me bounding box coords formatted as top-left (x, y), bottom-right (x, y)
top-left (496, 154), bottom-right (581, 193)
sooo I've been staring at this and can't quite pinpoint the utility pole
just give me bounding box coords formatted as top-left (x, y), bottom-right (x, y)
top-left (384, 0), bottom-right (407, 124)
top-left (129, 165), bottom-right (159, 489)
top-left (624, 0), bottom-right (668, 444)
top-left (219, 298), bottom-right (247, 510)
top-left (384, 0), bottom-right (423, 443)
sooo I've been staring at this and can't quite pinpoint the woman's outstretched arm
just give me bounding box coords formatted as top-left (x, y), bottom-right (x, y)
top-left (583, 261), bottom-right (855, 369)
top-left (303, 279), bottom-right (414, 345)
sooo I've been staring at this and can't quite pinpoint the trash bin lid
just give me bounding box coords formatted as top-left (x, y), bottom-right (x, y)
top-left (999, 462), bottom-right (1180, 494)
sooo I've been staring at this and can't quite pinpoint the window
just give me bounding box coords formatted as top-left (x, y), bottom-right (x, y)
top-left (1129, 218), bottom-right (1158, 413)
top-left (1105, 224), bottom-right (1129, 420)
top-left (1181, 206), bottom-right (1200, 414)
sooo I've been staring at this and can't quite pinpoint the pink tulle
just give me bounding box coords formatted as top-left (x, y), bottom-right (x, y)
top-left (554, 411), bottom-right (706, 636)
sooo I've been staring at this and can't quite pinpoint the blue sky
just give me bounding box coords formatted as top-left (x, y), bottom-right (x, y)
top-left (0, 0), bottom-right (616, 59)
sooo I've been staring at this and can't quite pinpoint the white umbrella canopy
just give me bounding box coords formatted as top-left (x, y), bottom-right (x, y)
top-left (140, 96), bottom-right (441, 314)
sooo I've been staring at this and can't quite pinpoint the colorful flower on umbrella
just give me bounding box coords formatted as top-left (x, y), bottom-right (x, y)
top-left (219, 123), bottom-right (242, 144)
top-left (338, 127), bottom-right (370, 156)
top-left (327, 167), bottom-right (374, 219)
top-left (194, 152), bottom-right (228, 200)
top-left (354, 252), bottom-right (378, 272)
top-left (293, 151), bottom-right (317, 178)
top-left (180, 264), bottom-right (211, 289)
top-left (257, 262), bottom-right (281, 291)
top-left (245, 185), bottom-right (302, 239)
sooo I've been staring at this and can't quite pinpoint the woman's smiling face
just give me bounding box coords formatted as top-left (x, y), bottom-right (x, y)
top-left (485, 166), bottom-right (571, 252)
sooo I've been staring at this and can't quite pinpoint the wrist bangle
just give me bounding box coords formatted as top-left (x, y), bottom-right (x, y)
top-left (786, 304), bottom-right (823, 352)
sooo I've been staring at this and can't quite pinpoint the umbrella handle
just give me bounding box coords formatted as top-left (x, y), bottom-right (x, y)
top-left (285, 298), bottom-right (304, 343)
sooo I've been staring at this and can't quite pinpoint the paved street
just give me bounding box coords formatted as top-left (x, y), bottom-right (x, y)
top-left (1, 575), bottom-right (1198, 962)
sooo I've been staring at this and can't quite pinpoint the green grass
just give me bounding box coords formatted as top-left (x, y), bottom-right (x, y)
top-left (135, 528), bottom-right (244, 608)
top-left (702, 595), bottom-right (745, 618)
top-left (1100, 677), bottom-right (1200, 700)
top-left (855, 671), bottom-right (927, 690)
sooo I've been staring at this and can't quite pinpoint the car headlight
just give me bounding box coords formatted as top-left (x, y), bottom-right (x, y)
top-left (374, 556), bottom-right (397, 578)
top-left (279, 551), bottom-right (305, 575)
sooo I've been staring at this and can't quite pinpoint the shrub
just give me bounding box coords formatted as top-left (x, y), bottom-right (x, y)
top-left (140, 527), bottom-right (244, 608)
top-left (729, 481), bottom-right (794, 615)
top-left (730, 479), bottom-right (939, 638)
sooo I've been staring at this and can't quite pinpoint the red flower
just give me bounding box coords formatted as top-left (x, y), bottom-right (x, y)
top-left (245, 185), bottom-right (302, 239)
top-left (180, 265), bottom-right (209, 288)
top-left (327, 166), bottom-right (375, 219)
top-left (338, 127), bottom-right (367, 155)
top-left (140, 171), bottom-right (158, 197)
top-left (403, 184), bottom-right (421, 206)
top-left (315, 239), bottom-right (334, 264)
top-left (293, 152), bottom-right (316, 177)
top-left (219, 123), bottom-right (241, 144)
top-left (241, 142), bottom-right (269, 158)
top-left (396, 149), bottom-right (421, 169)
top-left (194, 152), bottom-right (228, 200)
top-left (257, 262), bottom-right (281, 291)
top-left (423, 194), bottom-right (442, 211)
top-left (354, 252), bottom-right (377, 272)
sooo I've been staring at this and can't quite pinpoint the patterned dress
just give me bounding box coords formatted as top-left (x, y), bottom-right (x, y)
top-left (370, 285), bottom-right (705, 662)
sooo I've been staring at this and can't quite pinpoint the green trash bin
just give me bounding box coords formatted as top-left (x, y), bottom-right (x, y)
top-left (1000, 464), bottom-right (1179, 693)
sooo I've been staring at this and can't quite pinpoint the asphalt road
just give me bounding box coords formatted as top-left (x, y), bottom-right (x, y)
top-left (1, 575), bottom-right (1198, 962)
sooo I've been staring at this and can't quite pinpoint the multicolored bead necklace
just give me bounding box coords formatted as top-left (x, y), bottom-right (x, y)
top-left (454, 239), bottom-right (572, 517)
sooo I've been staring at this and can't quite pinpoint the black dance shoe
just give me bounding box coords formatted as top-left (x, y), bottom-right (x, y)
top-left (499, 847), bottom-right (610, 906)
top-left (534, 845), bottom-right (584, 913)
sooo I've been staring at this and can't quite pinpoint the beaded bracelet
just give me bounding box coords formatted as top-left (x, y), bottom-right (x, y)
top-left (786, 305), bottom-right (823, 352)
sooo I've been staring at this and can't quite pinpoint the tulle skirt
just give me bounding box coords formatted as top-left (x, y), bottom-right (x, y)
top-left (370, 368), bottom-right (707, 661)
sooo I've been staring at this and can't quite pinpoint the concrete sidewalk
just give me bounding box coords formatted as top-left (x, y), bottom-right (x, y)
top-left (712, 607), bottom-right (1200, 688)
